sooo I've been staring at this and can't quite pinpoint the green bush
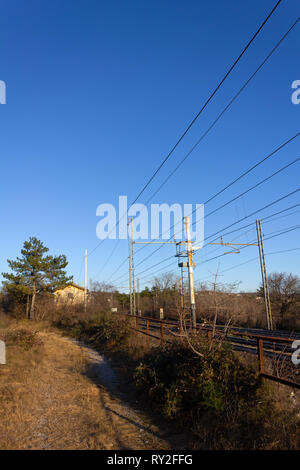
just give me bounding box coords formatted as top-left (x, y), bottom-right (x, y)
top-left (134, 338), bottom-right (276, 448)
top-left (83, 314), bottom-right (131, 349)
top-left (53, 314), bottom-right (299, 449)
top-left (55, 312), bottom-right (132, 351)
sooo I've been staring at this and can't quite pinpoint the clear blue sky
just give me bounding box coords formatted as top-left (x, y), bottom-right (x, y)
top-left (0, 0), bottom-right (299, 292)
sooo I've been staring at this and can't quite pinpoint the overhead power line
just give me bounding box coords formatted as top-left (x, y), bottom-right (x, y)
top-left (124, 19), bottom-right (300, 280)
top-left (202, 157), bottom-right (300, 222)
top-left (113, 198), bottom-right (300, 287)
top-left (145, 17), bottom-right (299, 205)
top-left (132, 0), bottom-right (284, 205)
top-left (199, 224), bottom-right (300, 266)
top-left (199, 205), bottom-right (300, 259)
top-left (196, 246), bottom-right (300, 283)
top-left (133, 131), bottom-right (300, 266)
top-left (109, 192), bottom-right (300, 286)
top-left (96, 17), bottom-right (299, 282)
top-left (140, 240), bottom-right (300, 288)
top-left (133, 149), bottom-right (299, 268)
top-left (136, 156), bottom-right (300, 269)
top-left (202, 188), bottom-right (300, 244)
top-left (87, 0), bottom-right (284, 259)
top-left (201, 202), bottom-right (300, 244)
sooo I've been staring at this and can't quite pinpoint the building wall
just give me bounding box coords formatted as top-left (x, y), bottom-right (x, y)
top-left (54, 285), bottom-right (85, 304)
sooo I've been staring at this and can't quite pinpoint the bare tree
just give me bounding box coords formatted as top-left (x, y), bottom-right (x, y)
top-left (171, 267), bottom-right (238, 356)
top-left (258, 272), bottom-right (300, 327)
top-left (89, 280), bottom-right (115, 311)
top-left (90, 281), bottom-right (114, 293)
top-left (151, 272), bottom-right (180, 317)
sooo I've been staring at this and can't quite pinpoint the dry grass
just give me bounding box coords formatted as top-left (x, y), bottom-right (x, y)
top-left (2, 317), bottom-right (297, 450)
top-left (0, 321), bottom-right (172, 450)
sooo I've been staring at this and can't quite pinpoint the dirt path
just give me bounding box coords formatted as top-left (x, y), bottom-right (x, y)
top-left (54, 334), bottom-right (173, 450)
top-left (0, 330), bottom-right (185, 450)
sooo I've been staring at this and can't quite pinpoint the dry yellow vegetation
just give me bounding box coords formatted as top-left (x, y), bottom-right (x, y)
top-left (0, 321), bottom-right (175, 450)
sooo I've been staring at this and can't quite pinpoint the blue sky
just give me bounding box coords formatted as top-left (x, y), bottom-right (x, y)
top-left (0, 0), bottom-right (299, 292)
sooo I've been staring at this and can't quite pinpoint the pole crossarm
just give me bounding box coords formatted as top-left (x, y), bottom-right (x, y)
top-left (133, 241), bottom-right (178, 244)
top-left (209, 242), bottom-right (258, 246)
top-left (209, 238), bottom-right (258, 255)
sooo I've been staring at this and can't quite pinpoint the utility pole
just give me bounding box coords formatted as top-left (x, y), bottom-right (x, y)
top-left (180, 275), bottom-right (184, 312)
top-left (210, 233), bottom-right (272, 329)
top-left (134, 239), bottom-right (189, 319)
top-left (84, 248), bottom-right (87, 312)
top-left (210, 225), bottom-right (273, 330)
top-left (256, 219), bottom-right (273, 330)
top-left (128, 218), bottom-right (136, 316)
top-left (131, 219), bottom-right (136, 316)
top-left (128, 218), bottom-right (133, 316)
top-left (137, 278), bottom-right (141, 315)
top-left (184, 216), bottom-right (196, 329)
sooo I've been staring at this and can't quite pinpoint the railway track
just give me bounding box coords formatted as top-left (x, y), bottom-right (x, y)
top-left (121, 313), bottom-right (300, 389)
top-left (135, 317), bottom-right (299, 358)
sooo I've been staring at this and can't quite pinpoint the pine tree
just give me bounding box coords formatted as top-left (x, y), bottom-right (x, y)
top-left (2, 237), bottom-right (72, 319)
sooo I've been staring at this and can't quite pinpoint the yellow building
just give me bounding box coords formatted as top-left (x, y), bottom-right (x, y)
top-left (54, 283), bottom-right (87, 304)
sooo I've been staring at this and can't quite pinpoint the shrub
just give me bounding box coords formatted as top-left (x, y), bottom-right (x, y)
top-left (82, 315), bottom-right (131, 349)
top-left (134, 338), bottom-right (277, 448)
top-left (4, 328), bottom-right (43, 351)
top-left (55, 312), bottom-right (132, 351)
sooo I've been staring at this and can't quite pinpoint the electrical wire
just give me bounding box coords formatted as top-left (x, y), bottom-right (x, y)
top-left (109, 192), bottom-right (300, 286)
top-left (144, 17), bottom-right (299, 205)
top-left (87, 0), bottom-right (284, 258)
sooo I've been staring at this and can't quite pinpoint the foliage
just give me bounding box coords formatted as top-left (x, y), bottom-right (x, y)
top-left (3, 328), bottom-right (43, 351)
top-left (56, 312), bottom-right (132, 351)
top-left (2, 237), bottom-right (72, 319)
top-left (134, 339), bottom-right (278, 449)
top-left (53, 312), bottom-right (299, 449)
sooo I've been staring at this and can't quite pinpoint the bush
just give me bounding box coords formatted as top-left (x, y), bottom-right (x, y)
top-left (3, 328), bottom-right (43, 351)
top-left (134, 338), bottom-right (277, 449)
top-left (82, 314), bottom-right (131, 349)
top-left (55, 312), bottom-right (132, 351)
top-left (53, 313), bottom-right (299, 449)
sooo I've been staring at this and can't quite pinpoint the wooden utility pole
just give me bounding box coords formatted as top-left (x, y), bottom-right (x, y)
top-left (184, 216), bottom-right (196, 329)
top-left (256, 219), bottom-right (273, 330)
top-left (84, 248), bottom-right (87, 312)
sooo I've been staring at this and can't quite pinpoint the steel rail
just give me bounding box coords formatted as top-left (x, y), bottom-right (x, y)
top-left (117, 312), bottom-right (300, 389)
